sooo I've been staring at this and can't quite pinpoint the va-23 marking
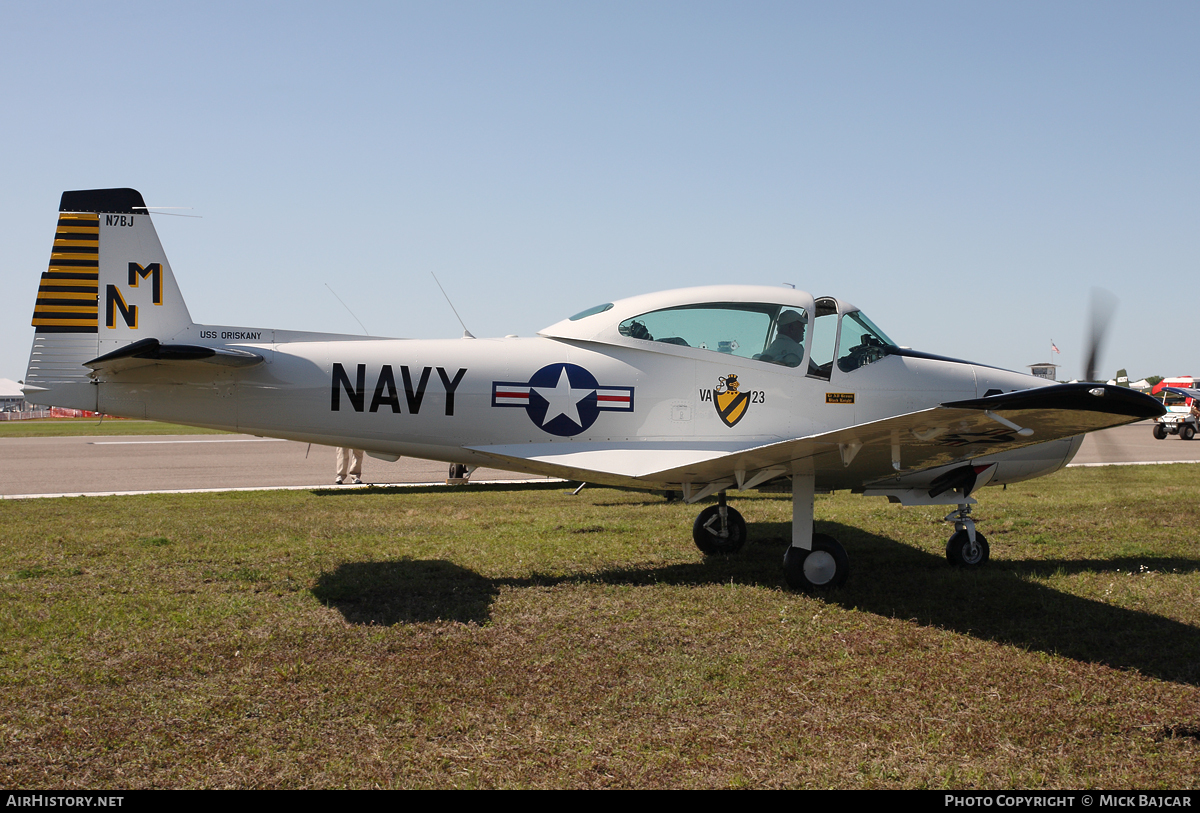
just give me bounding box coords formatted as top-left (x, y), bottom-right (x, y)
top-left (699, 374), bottom-right (764, 428)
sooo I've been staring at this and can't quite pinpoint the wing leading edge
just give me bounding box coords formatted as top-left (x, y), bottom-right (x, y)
top-left (470, 383), bottom-right (1164, 489)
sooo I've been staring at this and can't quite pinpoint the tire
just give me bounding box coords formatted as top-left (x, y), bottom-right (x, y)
top-left (783, 533), bottom-right (849, 591)
top-left (1153, 424), bottom-right (1168, 440)
top-left (692, 505), bottom-right (747, 555)
top-left (1181, 425), bottom-right (1195, 441)
top-left (946, 530), bottom-right (990, 566)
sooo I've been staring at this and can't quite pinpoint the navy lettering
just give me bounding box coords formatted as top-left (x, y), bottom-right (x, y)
top-left (402, 366), bottom-right (432, 414)
top-left (331, 363), bottom-right (366, 412)
top-left (370, 365), bottom-right (401, 413)
top-left (437, 367), bottom-right (467, 416)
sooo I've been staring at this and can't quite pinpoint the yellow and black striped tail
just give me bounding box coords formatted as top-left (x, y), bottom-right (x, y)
top-left (26, 188), bottom-right (176, 412)
top-left (31, 210), bottom-right (101, 333)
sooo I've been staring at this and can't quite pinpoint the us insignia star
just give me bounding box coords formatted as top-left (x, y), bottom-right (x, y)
top-left (533, 366), bottom-right (591, 428)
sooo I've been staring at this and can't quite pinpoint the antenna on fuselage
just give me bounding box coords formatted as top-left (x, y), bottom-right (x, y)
top-left (431, 272), bottom-right (475, 339)
top-left (325, 283), bottom-right (370, 336)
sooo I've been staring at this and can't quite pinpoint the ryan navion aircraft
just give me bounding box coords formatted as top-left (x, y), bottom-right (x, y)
top-left (24, 188), bottom-right (1164, 590)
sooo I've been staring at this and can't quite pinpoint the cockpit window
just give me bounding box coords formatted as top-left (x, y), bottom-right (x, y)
top-left (618, 303), bottom-right (808, 365)
top-left (759, 308), bottom-right (809, 367)
top-left (836, 311), bottom-right (896, 372)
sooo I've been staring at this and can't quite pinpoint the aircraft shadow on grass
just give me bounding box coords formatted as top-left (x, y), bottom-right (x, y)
top-left (312, 520), bottom-right (1200, 686)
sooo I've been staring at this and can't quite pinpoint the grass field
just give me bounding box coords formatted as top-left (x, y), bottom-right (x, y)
top-left (0, 418), bottom-right (229, 438)
top-left (1, 466), bottom-right (1197, 788)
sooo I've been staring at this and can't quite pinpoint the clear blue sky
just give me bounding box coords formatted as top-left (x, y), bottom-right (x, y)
top-left (2, 2), bottom-right (1196, 383)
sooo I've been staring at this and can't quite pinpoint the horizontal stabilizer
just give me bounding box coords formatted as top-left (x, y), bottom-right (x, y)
top-left (85, 338), bottom-right (264, 373)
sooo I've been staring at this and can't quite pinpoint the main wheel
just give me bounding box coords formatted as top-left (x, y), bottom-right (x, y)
top-left (946, 530), bottom-right (990, 566)
top-left (692, 505), bottom-right (746, 555)
top-left (1181, 425), bottom-right (1195, 441)
top-left (1153, 423), bottom-right (1168, 440)
top-left (448, 463), bottom-right (467, 478)
top-left (783, 533), bottom-right (849, 591)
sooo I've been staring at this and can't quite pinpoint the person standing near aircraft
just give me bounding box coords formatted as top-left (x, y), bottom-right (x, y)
top-left (762, 309), bottom-right (806, 367)
top-left (336, 447), bottom-right (364, 485)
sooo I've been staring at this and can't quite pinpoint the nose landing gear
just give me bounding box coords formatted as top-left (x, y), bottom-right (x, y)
top-left (944, 503), bottom-right (990, 566)
top-left (692, 492), bottom-right (747, 555)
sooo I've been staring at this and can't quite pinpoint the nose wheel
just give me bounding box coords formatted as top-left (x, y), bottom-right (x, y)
top-left (946, 529), bottom-right (990, 565)
top-left (692, 495), bottom-right (746, 555)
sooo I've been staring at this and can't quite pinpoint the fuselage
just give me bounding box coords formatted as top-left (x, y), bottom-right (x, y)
top-left (19, 198), bottom-right (1078, 495)
top-left (87, 319), bottom-right (1069, 491)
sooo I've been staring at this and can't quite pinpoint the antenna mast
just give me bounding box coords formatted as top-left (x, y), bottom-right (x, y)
top-left (432, 273), bottom-right (475, 338)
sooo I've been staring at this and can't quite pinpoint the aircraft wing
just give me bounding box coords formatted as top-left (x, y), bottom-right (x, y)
top-left (1162, 386), bottom-right (1200, 400)
top-left (469, 383), bottom-right (1164, 488)
top-left (465, 440), bottom-right (763, 489)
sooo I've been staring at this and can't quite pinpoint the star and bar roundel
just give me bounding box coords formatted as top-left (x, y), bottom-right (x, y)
top-left (492, 363), bottom-right (634, 437)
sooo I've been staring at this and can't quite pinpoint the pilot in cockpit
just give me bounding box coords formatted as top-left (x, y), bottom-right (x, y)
top-left (761, 309), bottom-right (806, 367)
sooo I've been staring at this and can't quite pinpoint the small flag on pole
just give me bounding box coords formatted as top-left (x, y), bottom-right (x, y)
top-left (1051, 342), bottom-right (1061, 355)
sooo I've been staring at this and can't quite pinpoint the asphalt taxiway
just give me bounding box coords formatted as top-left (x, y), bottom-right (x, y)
top-left (1, 421), bottom-right (1194, 499)
top-left (0, 434), bottom-right (550, 498)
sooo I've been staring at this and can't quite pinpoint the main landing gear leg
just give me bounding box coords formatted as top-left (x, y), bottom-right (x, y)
top-left (783, 474), bottom-right (848, 591)
top-left (692, 491), bottom-right (746, 555)
top-left (944, 502), bottom-right (990, 566)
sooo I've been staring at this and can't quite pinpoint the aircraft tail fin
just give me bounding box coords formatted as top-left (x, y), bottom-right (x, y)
top-left (25, 188), bottom-right (194, 410)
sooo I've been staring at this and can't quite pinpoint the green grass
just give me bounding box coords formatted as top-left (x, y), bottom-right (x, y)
top-left (0, 418), bottom-right (229, 437)
top-left (0, 466), bottom-right (1197, 788)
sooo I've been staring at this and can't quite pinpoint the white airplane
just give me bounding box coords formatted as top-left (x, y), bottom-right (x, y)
top-left (24, 188), bottom-right (1164, 590)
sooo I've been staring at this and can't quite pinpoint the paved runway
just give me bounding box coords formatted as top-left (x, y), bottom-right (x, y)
top-left (0, 435), bottom-right (550, 498)
top-left (1068, 421), bottom-right (1200, 466)
top-left (1, 421), bottom-right (1195, 499)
